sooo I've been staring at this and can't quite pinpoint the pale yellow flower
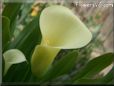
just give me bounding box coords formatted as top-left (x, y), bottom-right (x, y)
top-left (31, 5), bottom-right (92, 78)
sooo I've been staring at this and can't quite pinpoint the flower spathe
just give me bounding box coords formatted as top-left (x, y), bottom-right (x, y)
top-left (40, 5), bottom-right (92, 49)
top-left (31, 5), bottom-right (92, 77)
top-left (3, 49), bottom-right (26, 75)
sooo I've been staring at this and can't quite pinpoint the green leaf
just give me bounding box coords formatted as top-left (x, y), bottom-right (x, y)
top-left (72, 53), bottom-right (114, 83)
top-left (2, 16), bottom-right (10, 49)
top-left (8, 5), bottom-right (47, 60)
top-left (3, 13), bottom-right (41, 82)
top-left (100, 66), bottom-right (114, 84)
top-left (3, 4), bottom-right (46, 82)
top-left (108, 79), bottom-right (114, 85)
top-left (75, 78), bottom-right (102, 84)
top-left (3, 49), bottom-right (26, 75)
top-left (42, 51), bottom-right (78, 81)
top-left (8, 16), bottom-right (42, 60)
top-left (3, 62), bottom-right (29, 82)
top-left (75, 66), bottom-right (114, 84)
top-left (3, 3), bottom-right (22, 34)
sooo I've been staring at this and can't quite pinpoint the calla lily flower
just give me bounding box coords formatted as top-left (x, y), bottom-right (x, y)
top-left (3, 49), bottom-right (26, 75)
top-left (31, 5), bottom-right (92, 77)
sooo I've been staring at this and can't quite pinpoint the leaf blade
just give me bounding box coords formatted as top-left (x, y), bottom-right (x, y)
top-left (2, 16), bottom-right (10, 49)
top-left (42, 51), bottom-right (78, 81)
top-left (72, 53), bottom-right (114, 83)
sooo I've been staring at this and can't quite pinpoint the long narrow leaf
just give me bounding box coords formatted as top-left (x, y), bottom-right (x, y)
top-left (3, 3), bottom-right (22, 34)
top-left (72, 53), bottom-right (114, 83)
top-left (8, 11), bottom-right (42, 60)
top-left (3, 4), bottom-right (46, 82)
top-left (75, 66), bottom-right (114, 84)
top-left (42, 51), bottom-right (78, 82)
top-left (2, 16), bottom-right (10, 50)
top-left (100, 66), bottom-right (114, 84)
